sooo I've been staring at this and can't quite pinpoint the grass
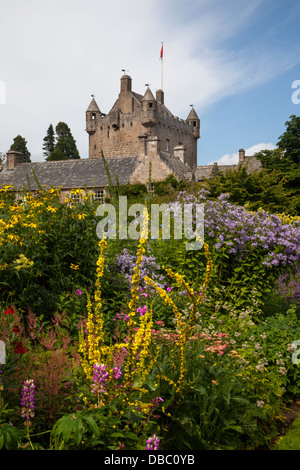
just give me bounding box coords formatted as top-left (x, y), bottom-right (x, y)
top-left (274, 414), bottom-right (300, 450)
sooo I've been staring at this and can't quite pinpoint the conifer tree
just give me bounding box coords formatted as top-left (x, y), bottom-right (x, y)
top-left (43, 124), bottom-right (55, 159)
top-left (10, 135), bottom-right (31, 162)
top-left (47, 122), bottom-right (80, 161)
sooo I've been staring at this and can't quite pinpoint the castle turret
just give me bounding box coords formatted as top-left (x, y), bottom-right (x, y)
top-left (119, 74), bottom-right (133, 113)
top-left (86, 98), bottom-right (102, 135)
top-left (141, 87), bottom-right (157, 128)
top-left (186, 107), bottom-right (200, 139)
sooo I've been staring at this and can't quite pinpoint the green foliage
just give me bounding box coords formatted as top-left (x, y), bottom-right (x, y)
top-left (42, 124), bottom-right (55, 159)
top-left (47, 122), bottom-right (80, 161)
top-left (10, 135), bottom-right (31, 162)
top-left (277, 114), bottom-right (300, 165)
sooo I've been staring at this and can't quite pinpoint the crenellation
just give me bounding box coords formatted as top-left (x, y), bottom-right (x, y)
top-left (85, 74), bottom-right (200, 169)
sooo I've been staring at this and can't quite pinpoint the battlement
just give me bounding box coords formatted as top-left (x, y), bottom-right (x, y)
top-left (86, 74), bottom-right (200, 169)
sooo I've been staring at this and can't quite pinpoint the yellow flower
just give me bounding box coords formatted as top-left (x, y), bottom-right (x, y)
top-left (70, 263), bottom-right (79, 270)
top-left (77, 213), bottom-right (86, 220)
top-left (46, 206), bottom-right (58, 213)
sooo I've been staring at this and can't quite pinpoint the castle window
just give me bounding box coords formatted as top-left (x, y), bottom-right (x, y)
top-left (193, 121), bottom-right (196, 126)
top-left (94, 144), bottom-right (97, 150)
top-left (69, 192), bottom-right (80, 205)
top-left (107, 130), bottom-right (110, 138)
top-left (91, 113), bottom-right (96, 120)
top-left (166, 139), bottom-right (170, 152)
top-left (149, 102), bottom-right (153, 108)
top-left (94, 189), bottom-right (104, 204)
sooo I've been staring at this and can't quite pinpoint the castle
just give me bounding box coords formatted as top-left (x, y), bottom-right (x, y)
top-left (0, 73), bottom-right (260, 199)
top-left (86, 73), bottom-right (200, 180)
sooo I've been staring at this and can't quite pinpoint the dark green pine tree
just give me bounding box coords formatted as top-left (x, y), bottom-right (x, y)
top-left (277, 114), bottom-right (300, 165)
top-left (43, 124), bottom-right (55, 159)
top-left (47, 122), bottom-right (80, 161)
top-left (10, 135), bottom-right (31, 162)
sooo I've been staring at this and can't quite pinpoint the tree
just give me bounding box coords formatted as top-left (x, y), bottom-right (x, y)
top-left (42, 124), bottom-right (55, 159)
top-left (47, 122), bottom-right (80, 161)
top-left (10, 135), bottom-right (31, 162)
top-left (277, 114), bottom-right (300, 164)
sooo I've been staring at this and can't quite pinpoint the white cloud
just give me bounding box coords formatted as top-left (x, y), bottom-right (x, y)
top-left (208, 143), bottom-right (277, 165)
top-left (0, 1), bottom-right (299, 162)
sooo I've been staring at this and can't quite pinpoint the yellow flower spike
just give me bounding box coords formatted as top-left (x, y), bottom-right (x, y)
top-left (124, 208), bottom-right (149, 387)
top-left (78, 239), bottom-right (107, 379)
top-left (144, 275), bottom-right (187, 392)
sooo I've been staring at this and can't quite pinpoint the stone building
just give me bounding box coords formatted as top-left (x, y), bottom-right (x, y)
top-left (0, 73), bottom-right (261, 198)
top-left (86, 73), bottom-right (200, 182)
top-left (194, 149), bottom-right (261, 182)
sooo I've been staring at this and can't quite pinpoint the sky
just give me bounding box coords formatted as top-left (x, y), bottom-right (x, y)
top-left (1, 0), bottom-right (300, 166)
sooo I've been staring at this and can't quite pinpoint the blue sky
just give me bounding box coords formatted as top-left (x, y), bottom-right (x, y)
top-left (0, 0), bottom-right (300, 165)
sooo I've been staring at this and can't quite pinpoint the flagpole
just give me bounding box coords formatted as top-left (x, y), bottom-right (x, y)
top-left (160, 42), bottom-right (163, 90)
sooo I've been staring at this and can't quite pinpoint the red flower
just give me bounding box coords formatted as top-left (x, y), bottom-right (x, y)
top-left (14, 342), bottom-right (26, 354)
top-left (12, 326), bottom-right (20, 334)
top-left (4, 306), bottom-right (14, 315)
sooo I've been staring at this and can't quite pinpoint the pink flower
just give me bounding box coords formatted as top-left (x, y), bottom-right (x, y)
top-left (137, 305), bottom-right (147, 316)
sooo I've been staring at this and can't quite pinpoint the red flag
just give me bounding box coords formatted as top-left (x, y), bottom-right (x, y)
top-left (160, 44), bottom-right (163, 59)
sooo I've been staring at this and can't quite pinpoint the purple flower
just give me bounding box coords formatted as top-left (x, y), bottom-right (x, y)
top-left (21, 379), bottom-right (36, 425)
top-left (91, 364), bottom-right (122, 395)
top-left (113, 312), bottom-right (129, 322)
top-left (145, 434), bottom-right (160, 450)
top-left (91, 364), bottom-right (108, 395)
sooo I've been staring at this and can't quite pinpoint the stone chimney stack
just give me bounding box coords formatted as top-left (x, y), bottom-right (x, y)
top-left (174, 145), bottom-right (186, 163)
top-left (156, 89), bottom-right (164, 105)
top-left (119, 74), bottom-right (132, 113)
top-left (120, 74), bottom-right (132, 93)
top-left (146, 136), bottom-right (160, 156)
top-left (239, 149), bottom-right (245, 164)
top-left (6, 150), bottom-right (24, 170)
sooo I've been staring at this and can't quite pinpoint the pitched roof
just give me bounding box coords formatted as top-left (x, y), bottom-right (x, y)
top-left (0, 157), bottom-right (139, 191)
top-left (186, 107), bottom-right (199, 121)
top-left (86, 98), bottom-right (101, 113)
top-left (159, 152), bottom-right (193, 180)
top-left (142, 87), bottom-right (156, 102)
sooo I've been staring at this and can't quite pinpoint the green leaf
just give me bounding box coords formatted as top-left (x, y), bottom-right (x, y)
top-left (73, 418), bottom-right (84, 446)
top-left (110, 432), bottom-right (125, 438)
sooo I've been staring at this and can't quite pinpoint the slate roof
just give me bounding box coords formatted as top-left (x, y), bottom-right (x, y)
top-left (0, 156), bottom-right (139, 191)
top-left (159, 152), bottom-right (194, 180)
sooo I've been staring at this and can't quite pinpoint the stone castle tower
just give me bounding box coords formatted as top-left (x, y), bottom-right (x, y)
top-left (86, 74), bottom-right (200, 170)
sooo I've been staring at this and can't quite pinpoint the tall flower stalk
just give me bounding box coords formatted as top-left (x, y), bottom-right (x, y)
top-left (21, 379), bottom-right (36, 426)
top-left (79, 239), bottom-right (107, 379)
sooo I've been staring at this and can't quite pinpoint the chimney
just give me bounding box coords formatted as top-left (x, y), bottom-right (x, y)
top-left (6, 150), bottom-right (24, 170)
top-left (239, 149), bottom-right (245, 164)
top-left (156, 89), bottom-right (164, 105)
top-left (174, 145), bottom-right (186, 163)
top-left (120, 74), bottom-right (132, 93)
top-left (146, 136), bottom-right (160, 156)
